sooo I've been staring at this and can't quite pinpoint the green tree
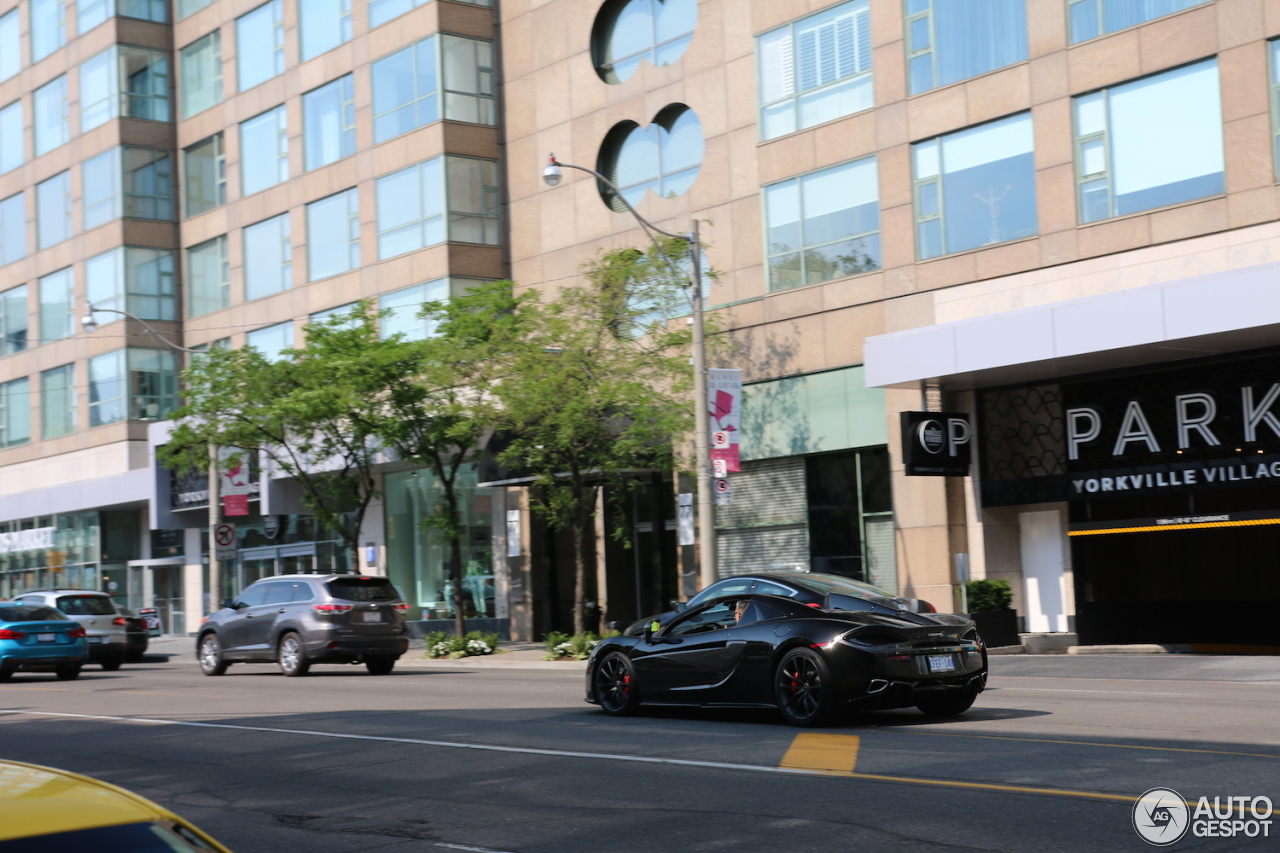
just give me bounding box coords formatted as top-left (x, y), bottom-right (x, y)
top-left (495, 241), bottom-right (698, 635)
top-left (160, 308), bottom-right (416, 571)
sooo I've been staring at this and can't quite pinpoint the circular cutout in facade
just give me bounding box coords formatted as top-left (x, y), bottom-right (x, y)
top-left (591, 0), bottom-right (697, 84)
top-left (597, 105), bottom-right (704, 211)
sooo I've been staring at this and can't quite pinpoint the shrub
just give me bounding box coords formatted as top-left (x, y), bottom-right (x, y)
top-left (425, 630), bottom-right (500, 658)
top-left (965, 579), bottom-right (1013, 613)
top-left (541, 630), bottom-right (619, 660)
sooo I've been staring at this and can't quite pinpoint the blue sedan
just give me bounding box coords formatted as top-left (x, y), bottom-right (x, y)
top-left (0, 601), bottom-right (88, 681)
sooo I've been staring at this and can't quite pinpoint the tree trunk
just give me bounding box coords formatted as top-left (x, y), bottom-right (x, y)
top-left (444, 487), bottom-right (466, 638)
top-left (571, 516), bottom-right (586, 636)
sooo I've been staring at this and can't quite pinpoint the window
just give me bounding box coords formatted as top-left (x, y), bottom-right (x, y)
top-left (1270, 40), bottom-right (1280, 181)
top-left (309, 301), bottom-right (359, 327)
top-left (1074, 60), bottom-right (1223, 223)
top-left (186, 235), bottom-right (228, 317)
top-left (237, 0), bottom-right (284, 91)
top-left (0, 378), bottom-right (30, 447)
top-left (371, 37), bottom-right (438, 143)
top-left (913, 111), bottom-right (1037, 258)
top-left (178, 0), bottom-right (212, 18)
top-left (184, 133), bottom-right (225, 216)
top-left (36, 171), bottom-right (71, 250)
top-left (243, 213), bottom-right (291, 300)
top-left (299, 0), bottom-right (351, 61)
top-left (0, 193), bottom-right (23, 266)
top-left (34, 76), bottom-right (68, 156)
top-left (38, 267), bottom-right (74, 344)
top-left (0, 8), bottom-right (18, 82)
top-left (246, 322), bottom-right (294, 360)
top-left (1068, 0), bottom-right (1206, 44)
top-left (441, 35), bottom-right (494, 125)
top-left (240, 105), bottom-right (288, 196)
top-left (765, 156), bottom-right (880, 291)
top-left (375, 156), bottom-right (499, 259)
top-left (41, 364), bottom-right (75, 438)
top-left (303, 75), bottom-right (354, 171)
top-left (600, 106), bottom-right (703, 209)
top-left (376, 157), bottom-right (442, 259)
top-left (306, 188), bottom-right (359, 280)
top-left (368, 0), bottom-right (489, 30)
top-left (380, 277), bottom-right (478, 340)
top-left (0, 100), bottom-right (22, 174)
top-left (86, 247), bottom-right (176, 321)
top-left (88, 349), bottom-right (178, 425)
top-left (905, 0), bottom-right (1027, 95)
top-left (80, 45), bottom-right (177, 126)
top-left (180, 31), bottom-right (222, 119)
top-left (79, 0), bottom-right (167, 32)
top-left (31, 0), bottom-right (65, 62)
top-left (445, 156), bottom-right (500, 245)
top-left (757, 0), bottom-right (872, 141)
top-left (79, 48), bottom-right (116, 130)
top-left (592, 0), bottom-right (696, 83)
top-left (0, 285), bottom-right (27, 356)
top-left (83, 147), bottom-right (174, 229)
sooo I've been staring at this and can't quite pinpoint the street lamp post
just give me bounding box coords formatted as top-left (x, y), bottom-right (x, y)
top-left (541, 154), bottom-right (717, 590)
top-left (80, 305), bottom-right (225, 615)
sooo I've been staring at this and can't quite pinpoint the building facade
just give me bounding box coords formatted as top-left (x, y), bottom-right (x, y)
top-left (2, 0), bottom-right (1279, 644)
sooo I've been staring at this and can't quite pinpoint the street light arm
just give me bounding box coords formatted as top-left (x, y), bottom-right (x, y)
top-left (82, 303), bottom-right (201, 353)
top-left (547, 156), bottom-right (687, 240)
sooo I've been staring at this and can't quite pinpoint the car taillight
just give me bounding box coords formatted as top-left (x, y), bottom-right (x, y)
top-left (918, 600), bottom-right (937, 613)
top-left (805, 602), bottom-right (822, 608)
top-left (66, 626), bottom-right (86, 638)
top-left (392, 603), bottom-right (409, 611)
top-left (313, 604), bottom-right (353, 613)
top-left (0, 629), bottom-right (26, 640)
top-left (112, 617), bottom-right (128, 626)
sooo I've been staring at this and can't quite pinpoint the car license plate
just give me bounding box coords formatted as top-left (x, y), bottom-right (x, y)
top-left (37, 633), bottom-right (56, 643)
top-left (927, 654), bottom-right (956, 673)
top-left (87, 636), bottom-right (102, 644)
top-left (362, 612), bottom-right (382, 622)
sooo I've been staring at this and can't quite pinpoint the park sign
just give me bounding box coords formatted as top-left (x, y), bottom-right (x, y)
top-left (901, 412), bottom-right (972, 476)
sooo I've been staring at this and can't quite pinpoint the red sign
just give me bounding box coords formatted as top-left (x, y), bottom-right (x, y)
top-left (223, 495), bottom-right (249, 516)
top-left (710, 445), bottom-right (741, 473)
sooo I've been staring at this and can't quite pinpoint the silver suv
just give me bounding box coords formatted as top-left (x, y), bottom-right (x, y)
top-left (12, 590), bottom-right (128, 670)
top-left (196, 574), bottom-right (410, 677)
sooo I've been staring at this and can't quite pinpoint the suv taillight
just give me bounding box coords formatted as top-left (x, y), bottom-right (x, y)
top-left (0, 629), bottom-right (26, 640)
top-left (67, 626), bottom-right (86, 638)
top-left (313, 603), bottom-right (353, 613)
top-left (112, 617), bottom-right (128, 626)
top-left (392, 603), bottom-right (409, 611)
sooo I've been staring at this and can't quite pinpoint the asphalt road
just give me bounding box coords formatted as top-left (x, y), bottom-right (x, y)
top-left (1, 650), bottom-right (1278, 852)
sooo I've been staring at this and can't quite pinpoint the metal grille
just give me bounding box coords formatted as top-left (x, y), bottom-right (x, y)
top-left (715, 457), bottom-right (808, 576)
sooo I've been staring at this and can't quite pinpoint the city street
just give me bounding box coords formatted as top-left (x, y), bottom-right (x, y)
top-left (1, 648), bottom-right (1278, 852)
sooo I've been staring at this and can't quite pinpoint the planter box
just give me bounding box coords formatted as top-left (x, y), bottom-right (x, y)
top-left (970, 609), bottom-right (1019, 648)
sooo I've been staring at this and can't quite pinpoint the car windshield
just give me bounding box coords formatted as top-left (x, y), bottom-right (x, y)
top-left (55, 595), bottom-right (117, 616)
top-left (326, 577), bottom-right (401, 602)
top-left (0, 605), bottom-right (67, 622)
top-left (0, 820), bottom-right (219, 852)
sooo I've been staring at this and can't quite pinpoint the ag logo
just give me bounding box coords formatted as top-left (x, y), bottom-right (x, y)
top-left (916, 419), bottom-right (945, 454)
top-left (1133, 788), bottom-right (1190, 846)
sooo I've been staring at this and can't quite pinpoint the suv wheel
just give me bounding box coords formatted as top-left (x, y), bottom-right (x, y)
top-left (365, 657), bottom-right (395, 675)
top-left (199, 634), bottom-right (229, 676)
top-left (278, 632), bottom-right (310, 677)
top-left (100, 656), bottom-right (123, 672)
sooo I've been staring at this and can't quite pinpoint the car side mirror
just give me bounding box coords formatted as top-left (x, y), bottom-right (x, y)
top-left (220, 599), bottom-right (236, 610)
top-left (672, 602), bottom-right (687, 613)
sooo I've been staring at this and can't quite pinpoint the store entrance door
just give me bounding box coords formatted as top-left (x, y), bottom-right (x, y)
top-left (240, 544), bottom-right (317, 585)
top-left (125, 558), bottom-right (187, 635)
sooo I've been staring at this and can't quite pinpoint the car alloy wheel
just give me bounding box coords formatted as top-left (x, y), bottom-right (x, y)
top-left (774, 648), bottom-right (837, 727)
top-left (199, 634), bottom-right (228, 676)
top-left (594, 652), bottom-right (640, 716)
top-left (278, 632), bottom-right (310, 677)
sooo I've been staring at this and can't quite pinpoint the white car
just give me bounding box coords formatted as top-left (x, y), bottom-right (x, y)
top-left (12, 590), bottom-right (128, 670)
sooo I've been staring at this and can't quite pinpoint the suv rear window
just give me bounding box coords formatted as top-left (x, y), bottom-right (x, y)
top-left (56, 595), bottom-right (117, 616)
top-left (326, 577), bottom-right (400, 602)
top-left (0, 605), bottom-right (67, 622)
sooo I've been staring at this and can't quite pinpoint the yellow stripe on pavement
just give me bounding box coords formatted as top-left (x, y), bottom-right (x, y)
top-left (779, 733), bottom-right (860, 776)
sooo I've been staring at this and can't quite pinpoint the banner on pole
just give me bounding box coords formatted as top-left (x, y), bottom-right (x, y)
top-left (708, 369), bottom-right (743, 472)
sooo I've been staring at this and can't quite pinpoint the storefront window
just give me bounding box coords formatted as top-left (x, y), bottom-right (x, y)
top-left (385, 464), bottom-right (494, 620)
top-left (0, 513), bottom-right (100, 598)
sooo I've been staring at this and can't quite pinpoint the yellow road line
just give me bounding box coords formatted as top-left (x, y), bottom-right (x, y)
top-left (779, 733), bottom-right (861, 775)
top-left (868, 729), bottom-right (1280, 760)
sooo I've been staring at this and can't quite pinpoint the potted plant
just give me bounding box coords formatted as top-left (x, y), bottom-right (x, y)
top-left (964, 579), bottom-right (1019, 648)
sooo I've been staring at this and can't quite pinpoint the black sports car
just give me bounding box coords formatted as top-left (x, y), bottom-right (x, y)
top-left (615, 571), bottom-right (936, 637)
top-left (586, 593), bottom-right (987, 726)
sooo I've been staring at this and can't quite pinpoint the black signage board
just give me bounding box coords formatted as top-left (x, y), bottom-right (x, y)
top-left (901, 411), bottom-right (972, 476)
top-left (979, 348), bottom-right (1280, 506)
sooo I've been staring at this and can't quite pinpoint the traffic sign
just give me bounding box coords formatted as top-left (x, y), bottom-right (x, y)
top-left (214, 524), bottom-right (237, 561)
top-left (713, 478), bottom-right (732, 506)
top-left (712, 430), bottom-right (730, 448)
top-left (712, 458), bottom-right (728, 477)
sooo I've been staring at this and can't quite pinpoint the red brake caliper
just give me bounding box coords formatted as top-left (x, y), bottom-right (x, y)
top-left (622, 673), bottom-right (631, 695)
